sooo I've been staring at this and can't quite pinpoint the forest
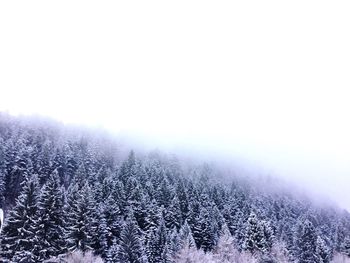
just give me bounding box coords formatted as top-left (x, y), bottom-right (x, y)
top-left (0, 113), bottom-right (350, 263)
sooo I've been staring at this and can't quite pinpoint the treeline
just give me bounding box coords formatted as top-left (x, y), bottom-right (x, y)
top-left (0, 114), bottom-right (350, 263)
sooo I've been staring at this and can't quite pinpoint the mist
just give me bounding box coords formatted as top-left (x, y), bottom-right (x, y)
top-left (1, 1), bottom-right (350, 210)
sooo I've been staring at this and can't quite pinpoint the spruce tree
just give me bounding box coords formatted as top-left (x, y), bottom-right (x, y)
top-left (31, 170), bottom-right (66, 261)
top-left (105, 239), bottom-right (119, 263)
top-left (261, 220), bottom-right (274, 253)
top-left (196, 206), bottom-right (216, 252)
top-left (147, 217), bottom-right (168, 263)
top-left (115, 213), bottom-right (147, 263)
top-left (5, 143), bottom-right (31, 204)
top-left (144, 199), bottom-right (162, 236)
top-left (341, 237), bottom-right (350, 257)
top-left (214, 223), bottom-right (237, 263)
top-left (295, 218), bottom-right (319, 263)
top-left (0, 175), bottom-right (39, 262)
top-left (97, 195), bottom-right (122, 258)
top-left (178, 220), bottom-right (196, 249)
top-left (316, 236), bottom-right (330, 263)
top-left (164, 195), bottom-right (182, 230)
top-left (119, 151), bottom-right (137, 185)
top-left (242, 212), bottom-right (267, 254)
top-left (167, 228), bottom-right (181, 259)
top-left (65, 182), bottom-right (97, 252)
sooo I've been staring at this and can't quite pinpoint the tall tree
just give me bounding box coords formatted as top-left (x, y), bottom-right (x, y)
top-left (65, 182), bottom-right (97, 252)
top-left (114, 213), bottom-right (147, 263)
top-left (147, 217), bottom-right (168, 263)
top-left (294, 218), bottom-right (319, 263)
top-left (341, 237), bottom-right (350, 257)
top-left (316, 236), bottom-right (331, 263)
top-left (31, 170), bottom-right (65, 261)
top-left (0, 175), bottom-right (39, 262)
top-left (164, 195), bottom-right (182, 230)
top-left (213, 223), bottom-right (238, 263)
top-left (242, 212), bottom-right (269, 255)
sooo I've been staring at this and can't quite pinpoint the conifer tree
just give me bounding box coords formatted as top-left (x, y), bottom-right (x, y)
top-left (167, 228), bottom-right (181, 259)
top-left (176, 180), bottom-right (189, 221)
top-left (341, 237), bottom-right (350, 257)
top-left (5, 142), bottom-right (31, 204)
top-left (242, 212), bottom-right (268, 254)
top-left (295, 218), bottom-right (319, 263)
top-left (65, 183), bottom-right (97, 252)
top-left (97, 195), bottom-right (122, 258)
top-left (147, 217), bottom-right (168, 263)
top-left (214, 223), bottom-right (238, 262)
top-left (115, 213), bottom-right (147, 263)
top-left (261, 220), bottom-right (274, 253)
top-left (196, 206), bottom-right (216, 252)
top-left (178, 220), bottom-right (196, 249)
top-left (0, 175), bottom-right (39, 262)
top-left (119, 151), bottom-right (137, 185)
top-left (164, 195), bottom-right (182, 230)
top-left (105, 239), bottom-right (119, 263)
top-left (144, 199), bottom-right (162, 236)
top-left (31, 170), bottom-right (65, 260)
top-left (317, 236), bottom-right (331, 263)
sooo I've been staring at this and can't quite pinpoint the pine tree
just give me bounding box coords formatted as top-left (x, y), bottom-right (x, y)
top-left (242, 212), bottom-right (268, 255)
top-left (164, 195), bottom-right (182, 230)
top-left (65, 182), bottom-right (97, 252)
top-left (176, 180), bottom-right (189, 221)
top-left (295, 218), bottom-right (319, 263)
top-left (178, 220), bottom-right (196, 249)
top-left (316, 236), bottom-right (331, 263)
top-left (186, 198), bottom-right (201, 247)
top-left (36, 140), bottom-right (54, 185)
top-left (119, 151), bottom-right (137, 185)
top-left (73, 163), bottom-right (88, 188)
top-left (4, 142), bottom-right (31, 204)
top-left (144, 199), bottom-right (162, 236)
top-left (31, 170), bottom-right (66, 261)
top-left (147, 217), bottom-right (168, 263)
top-left (115, 213), bottom-right (147, 263)
top-left (214, 223), bottom-right (238, 262)
top-left (167, 228), bottom-right (181, 259)
top-left (261, 220), bottom-right (274, 253)
top-left (97, 195), bottom-right (122, 258)
top-left (196, 206), bottom-right (216, 252)
top-left (155, 179), bottom-right (172, 208)
top-left (341, 237), bottom-right (350, 257)
top-left (63, 144), bottom-right (78, 188)
top-left (0, 175), bottom-right (39, 262)
top-left (97, 213), bottom-right (109, 258)
top-left (105, 239), bottom-right (119, 263)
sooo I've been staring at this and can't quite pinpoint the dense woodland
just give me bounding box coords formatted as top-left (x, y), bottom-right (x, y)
top-left (1, 113), bottom-right (350, 263)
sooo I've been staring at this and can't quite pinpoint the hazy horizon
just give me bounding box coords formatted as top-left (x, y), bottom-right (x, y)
top-left (1, 1), bottom-right (350, 210)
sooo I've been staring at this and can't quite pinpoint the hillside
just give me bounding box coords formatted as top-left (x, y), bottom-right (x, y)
top-left (0, 113), bottom-right (350, 263)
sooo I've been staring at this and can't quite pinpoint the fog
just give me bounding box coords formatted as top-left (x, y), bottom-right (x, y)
top-left (1, 1), bottom-right (350, 210)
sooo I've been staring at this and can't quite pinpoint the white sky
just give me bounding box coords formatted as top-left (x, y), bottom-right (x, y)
top-left (1, 1), bottom-right (350, 209)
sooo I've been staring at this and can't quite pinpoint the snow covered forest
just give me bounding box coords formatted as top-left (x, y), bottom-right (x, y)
top-left (0, 113), bottom-right (350, 263)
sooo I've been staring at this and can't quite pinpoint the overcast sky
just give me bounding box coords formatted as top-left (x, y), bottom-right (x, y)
top-left (1, 1), bottom-right (350, 210)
